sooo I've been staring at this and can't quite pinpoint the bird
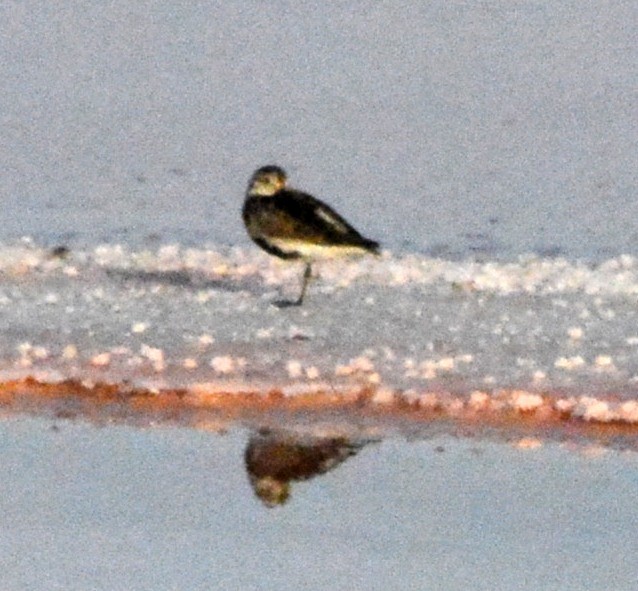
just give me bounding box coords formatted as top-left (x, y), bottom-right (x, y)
top-left (242, 165), bottom-right (380, 306)
top-left (244, 429), bottom-right (366, 507)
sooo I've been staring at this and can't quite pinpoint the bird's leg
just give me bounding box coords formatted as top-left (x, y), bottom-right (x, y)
top-left (294, 262), bottom-right (312, 306)
top-left (273, 262), bottom-right (312, 308)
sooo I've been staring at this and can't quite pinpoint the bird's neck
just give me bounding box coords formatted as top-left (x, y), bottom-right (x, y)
top-left (247, 186), bottom-right (281, 197)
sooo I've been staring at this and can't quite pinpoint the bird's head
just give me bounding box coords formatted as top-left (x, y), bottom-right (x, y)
top-left (247, 165), bottom-right (287, 197)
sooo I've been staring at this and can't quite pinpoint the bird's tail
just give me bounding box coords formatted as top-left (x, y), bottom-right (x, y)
top-left (363, 238), bottom-right (381, 255)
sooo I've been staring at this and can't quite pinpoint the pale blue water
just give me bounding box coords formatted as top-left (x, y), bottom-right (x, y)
top-left (1, 417), bottom-right (637, 591)
top-left (2, 1), bottom-right (636, 259)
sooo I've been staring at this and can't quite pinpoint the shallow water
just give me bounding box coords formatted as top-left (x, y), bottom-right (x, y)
top-left (1, 416), bottom-right (637, 591)
top-left (2, 2), bottom-right (636, 259)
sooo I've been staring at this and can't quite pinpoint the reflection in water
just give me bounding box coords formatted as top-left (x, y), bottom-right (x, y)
top-left (245, 429), bottom-right (368, 507)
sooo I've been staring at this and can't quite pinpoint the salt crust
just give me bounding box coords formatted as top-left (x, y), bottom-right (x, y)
top-left (7, 243), bottom-right (635, 296)
top-left (2, 243), bottom-right (638, 426)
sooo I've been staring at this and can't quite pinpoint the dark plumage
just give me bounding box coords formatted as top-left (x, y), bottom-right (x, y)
top-left (242, 165), bottom-right (379, 306)
top-left (245, 430), bottom-right (365, 507)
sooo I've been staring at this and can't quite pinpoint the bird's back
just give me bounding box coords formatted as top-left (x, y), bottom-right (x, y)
top-left (243, 189), bottom-right (379, 253)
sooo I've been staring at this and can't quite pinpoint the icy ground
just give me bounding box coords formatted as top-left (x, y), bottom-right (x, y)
top-left (3, 240), bottom-right (638, 425)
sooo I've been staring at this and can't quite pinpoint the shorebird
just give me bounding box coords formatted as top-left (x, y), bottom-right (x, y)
top-left (242, 165), bottom-right (380, 306)
top-left (245, 430), bottom-right (365, 507)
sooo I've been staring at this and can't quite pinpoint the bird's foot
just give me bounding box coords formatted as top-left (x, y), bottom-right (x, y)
top-left (272, 298), bottom-right (303, 309)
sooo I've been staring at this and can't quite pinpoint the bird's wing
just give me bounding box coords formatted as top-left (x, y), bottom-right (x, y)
top-left (274, 190), bottom-right (374, 247)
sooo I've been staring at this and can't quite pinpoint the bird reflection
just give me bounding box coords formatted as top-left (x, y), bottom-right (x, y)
top-left (245, 429), bottom-right (367, 507)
